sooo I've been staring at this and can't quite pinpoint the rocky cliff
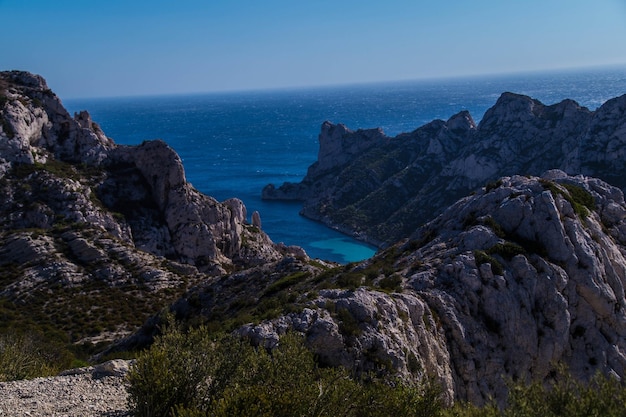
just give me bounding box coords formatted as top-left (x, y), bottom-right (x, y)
top-left (5, 70), bottom-right (626, 408)
top-left (223, 171), bottom-right (626, 404)
top-left (0, 71), bottom-right (300, 345)
top-left (263, 92), bottom-right (626, 246)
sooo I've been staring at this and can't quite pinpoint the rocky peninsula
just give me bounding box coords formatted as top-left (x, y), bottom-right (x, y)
top-left (263, 92), bottom-right (626, 247)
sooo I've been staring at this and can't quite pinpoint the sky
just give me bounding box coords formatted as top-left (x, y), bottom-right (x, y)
top-left (1, 0), bottom-right (626, 99)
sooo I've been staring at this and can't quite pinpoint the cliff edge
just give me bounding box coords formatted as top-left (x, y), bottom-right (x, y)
top-left (263, 92), bottom-right (626, 246)
top-left (0, 71), bottom-right (302, 346)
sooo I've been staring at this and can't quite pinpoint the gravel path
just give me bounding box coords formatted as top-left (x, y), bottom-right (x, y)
top-left (0, 361), bottom-right (131, 417)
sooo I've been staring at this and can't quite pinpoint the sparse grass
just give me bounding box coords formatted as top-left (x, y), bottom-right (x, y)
top-left (0, 331), bottom-right (71, 381)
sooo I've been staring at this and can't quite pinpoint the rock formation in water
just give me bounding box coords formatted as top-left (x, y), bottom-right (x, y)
top-left (0, 71), bottom-right (301, 344)
top-left (263, 92), bottom-right (626, 246)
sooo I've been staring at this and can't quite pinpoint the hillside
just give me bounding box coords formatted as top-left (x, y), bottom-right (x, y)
top-left (0, 71), bottom-right (303, 355)
top-left (2, 71), bottom-right (626, 408)
top-left (263, 92), bottom-right (626, 246)
top-left (163, 171), bottom-right (626, 404)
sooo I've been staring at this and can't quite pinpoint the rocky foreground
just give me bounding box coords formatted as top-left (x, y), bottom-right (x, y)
top-left (0, 361), bottom-right (131, 417)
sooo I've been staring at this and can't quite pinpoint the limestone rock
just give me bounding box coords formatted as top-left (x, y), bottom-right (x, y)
top-left (240, 173), bottom-right (626, 405)
top-left (0, 71), bottom-right (303, 346)
top-left (263, 92), bottom-right (626, 246)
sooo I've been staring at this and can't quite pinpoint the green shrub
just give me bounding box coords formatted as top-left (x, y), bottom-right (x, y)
top-left (445, 370), bottom-right (626, 417)
top-left (264, 271), bottom-right (310, 295)
top-left (127, 318), bottom-right (444, 417)
top-left (1, 117), bottom-right (15, 139)
top-left (487, 242), bottom-right (526, 260)
top-left (482, 216), bottom-right (506, 238)
top-left (0, 331), bottom-right (65, 381)
top-left (473, 250), bottom-right (504, 276)
top-left (485, 179), bottom-right (503, 192)
top-left (379, 274), bottom-right (403, 292)
top-left (540, 180), bottom-right (595, 219)
top-left (561, 183), bottom-right (595, 218)
top-left (337, 306), bottom-right (362, 337)
top-left (126, 317), bottom-right (221, 417)
top-left (336, 272), bottom-right (363, 289)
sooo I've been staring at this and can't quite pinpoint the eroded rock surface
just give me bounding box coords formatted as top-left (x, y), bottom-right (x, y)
top-left (0, 71), bottom-right (299, 345)
top-left (264, 92), bottom-right (626, 246)
top-left (251, 172), bottom-right (626, 404)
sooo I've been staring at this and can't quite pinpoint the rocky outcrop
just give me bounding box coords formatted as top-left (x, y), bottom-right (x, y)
top-left (249, 172), bottom-right (626, 404)
top-left (263, 92), bottom-right (626, 246)
top-left (0, 71), bottom-right (299, 345)
top-left (0, 71), bottom-right (113, 168)
top-left (5, 70), bottom-right (626, 408)
top-left (0, 360), bottom-right (132, 417)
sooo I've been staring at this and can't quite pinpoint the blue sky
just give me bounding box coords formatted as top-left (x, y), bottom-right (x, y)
top-left (1, 0), bottom-right (625, 99)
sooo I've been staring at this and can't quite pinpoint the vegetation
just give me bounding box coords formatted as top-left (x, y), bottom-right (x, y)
top-left (486, 242), bottom-right (526, 260)
top-left (485, 179), bottom-right (503, 192)
top-left (0, 330), bottom-right (73, 381)
top-left (127, 318), bottom-right (443, 417)
top-left (473, 250), bottom-right (504, 276)
top-left (540, 180), bottom-right (595, 219)
top-left (127, 319), bottom-right (626, 417)
top-left (445, 370), bottom-right (626, 417)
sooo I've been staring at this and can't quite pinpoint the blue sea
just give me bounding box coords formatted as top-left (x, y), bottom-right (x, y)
top-left (65, 66), bottom-right (626, 263)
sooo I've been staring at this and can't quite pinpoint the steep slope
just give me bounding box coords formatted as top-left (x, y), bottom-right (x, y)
top-left (0, 71), bottom-right (300, 348)
top-left (263, 92), bottom-right (626, 246)
top-left (189, 171), bottom-right (626, 405)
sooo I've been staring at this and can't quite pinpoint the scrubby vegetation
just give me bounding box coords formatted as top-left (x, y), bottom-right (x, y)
top-left (127, 318), bottom-right (442, 417)
top-left (0, 331), bottom-right (74, 381)
top-left (446, 370), bottom-right (626, 417)
top-left (540, 179), bottom-right (595, 218)
top-left (126, 318), bottom-right (626, 417)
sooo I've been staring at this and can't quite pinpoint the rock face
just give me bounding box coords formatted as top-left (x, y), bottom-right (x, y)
top-left (247, 172), bottom-right (626, 404)
top-left (263, 92), bottom-right (626, 246)
top-left (5, 70), bottom-right (626, 409)
top-left (0, 71), bottom-right (298, 344)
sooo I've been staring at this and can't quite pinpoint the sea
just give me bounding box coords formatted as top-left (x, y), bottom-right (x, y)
top-left (64, 66), bottom-right (626, 264)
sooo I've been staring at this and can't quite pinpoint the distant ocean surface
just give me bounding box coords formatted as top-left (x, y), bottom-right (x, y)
top-left (65, 66), bottom-right (626, 263)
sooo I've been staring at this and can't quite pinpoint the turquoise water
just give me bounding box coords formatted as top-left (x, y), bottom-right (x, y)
top-left (64, 66), bottom-right (626, 263)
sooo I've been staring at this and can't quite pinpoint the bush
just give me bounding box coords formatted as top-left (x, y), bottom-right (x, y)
top-left (444, 369), bottom-right (626, 417)
top-left (127, 317), bottom-right (444, 417)
top-left (487, 242), bottom-right (525, 260)
top-left (540, 180), bottom-right (595, 219)
top-left (473, 250), bottom-right (504, 276)
top-left (0, 331), bottom-right (64, 381)
top-left (379, 274), bottom-right (403, 292)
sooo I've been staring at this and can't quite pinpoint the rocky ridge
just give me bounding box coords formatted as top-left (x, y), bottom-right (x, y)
top-left (230, 171), bottom-right (626, 404)
top-left (263, 92), bottom-right (626, 246)
top-left (0, 70), bottom-right (301, 346)
top-left (3, 70), bottom-right (626, 411)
